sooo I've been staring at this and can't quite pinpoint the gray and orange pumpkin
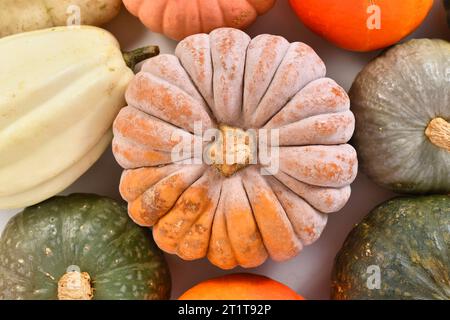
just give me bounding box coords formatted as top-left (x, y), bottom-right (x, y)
top-left (112, 28), bottom-right (358, 269)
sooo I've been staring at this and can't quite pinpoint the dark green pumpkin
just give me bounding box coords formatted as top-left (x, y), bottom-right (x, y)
top-left (332, 195), bottom-right (450, 300)
top-left (350, 39), bottom-right (450, 194)
top-left (0, 194), bottom-right (171, 300)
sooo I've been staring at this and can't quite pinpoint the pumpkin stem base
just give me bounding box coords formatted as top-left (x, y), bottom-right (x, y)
top-left (123, 46), bottom-right (160, 71)
top-left (207, 125), bottom-right (255, 177)
top-left (57, 271), bottom-right (94, 300)
top-left (425, 117), bottom-right (450, 152)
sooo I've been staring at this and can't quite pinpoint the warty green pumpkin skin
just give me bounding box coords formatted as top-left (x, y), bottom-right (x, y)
top-left (350, 39), bottom-right (450, 194)
top-left (0, 194), bottom-right (171, 300)
top-left (332, 195), bottom-right (450, 300)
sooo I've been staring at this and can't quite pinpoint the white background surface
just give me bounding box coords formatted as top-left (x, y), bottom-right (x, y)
top-left (1, 1), bottom-right (448, 300)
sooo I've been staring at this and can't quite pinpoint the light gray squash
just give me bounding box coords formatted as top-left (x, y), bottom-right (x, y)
top-left (350, 39), bottom-right (450, 194)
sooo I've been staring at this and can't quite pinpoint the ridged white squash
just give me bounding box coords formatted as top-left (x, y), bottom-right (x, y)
top-left (0, 26), bottom-right (134, 209)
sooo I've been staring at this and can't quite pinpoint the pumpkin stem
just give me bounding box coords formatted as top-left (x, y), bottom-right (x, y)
top-left (206, 125), bottom-right (255, 177)
top-left (57, 271), bottom-right (94, 300)
top-left (425, 117), bottom-right (450, 152)
top-left (123, 46), bottom-right (160, 71)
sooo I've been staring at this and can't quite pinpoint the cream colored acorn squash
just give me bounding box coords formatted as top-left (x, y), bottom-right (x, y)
top-left (0, 26), bottom-right (158, 209)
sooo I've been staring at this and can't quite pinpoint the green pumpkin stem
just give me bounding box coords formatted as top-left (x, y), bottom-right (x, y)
top-left (123, 46), bottom-right (160, 71)
top-left (425, 117), bottom-right (450, 152)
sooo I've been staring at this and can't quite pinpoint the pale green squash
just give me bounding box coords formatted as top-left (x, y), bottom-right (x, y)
top-left (350, 39), bottom-right (450, 194)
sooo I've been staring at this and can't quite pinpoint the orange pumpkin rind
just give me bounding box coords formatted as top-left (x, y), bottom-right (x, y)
top-left (112, 28), bottom-right (358, 269)
top-left (123, 0), bottom-right (276, 41)
top-left (179, 273), bottom-right (304, 300)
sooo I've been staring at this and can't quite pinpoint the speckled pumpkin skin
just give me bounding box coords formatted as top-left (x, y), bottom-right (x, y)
top-left (332, 195), bottom-right (450, 300)
top-left (350, 39), bottom-right (450, 194)
top-left (123, 0), bottom-right (275, 41)
top-left (112, 28), bottom-right (358, 270)
top-left (0, 194), bottom-right (171, 300)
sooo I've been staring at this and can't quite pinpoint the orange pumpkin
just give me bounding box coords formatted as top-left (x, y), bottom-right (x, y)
top-left (289, 0), bottom-right (433, 52)
top-left (112, 28), bottom-right (358, 269)
top-left (179, 274), bottom-right (304, 300)
top-left (122, 0), bottom-right (275, 40)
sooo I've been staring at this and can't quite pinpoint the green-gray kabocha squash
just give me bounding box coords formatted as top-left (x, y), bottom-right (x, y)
top-left (0, 194), bottom-right (171, 300)
top-left (350, 39), bottom-right (450, 194)
top-left (332, 195), bottom-right (450, 300)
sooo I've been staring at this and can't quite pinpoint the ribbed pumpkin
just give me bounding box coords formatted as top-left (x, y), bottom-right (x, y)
top-left (332, 195), bottom-right (450, 300)
top-left (0, 26), bottom-right (158, 209)
top-left (123, 0), bottom-right (276, 40)
top-left (112, 28), bottom-right (358, 269)
top-left (351, 39), bottom-right (450, 194)
top-left (289, 0), bottom-right (433, 52)
top-left (179, 273), bottom-right (304, 300)
top-left (0, 194), bottom-right (171, 300)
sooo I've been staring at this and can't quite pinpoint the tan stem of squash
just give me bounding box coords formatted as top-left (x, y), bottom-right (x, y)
top-left (208, 125), bottom-right (255, 177)
top-left (425, 117), bottom-right (450, 152)
top-left (57, 271), bottom-right (94, 300)
top-left (123, 46), bottom-right (160, 71)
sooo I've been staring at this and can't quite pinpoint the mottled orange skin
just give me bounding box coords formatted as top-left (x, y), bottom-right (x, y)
top-left (289, 0), bottom-right (433, 52)
top-left (179, 274), bottom-right (304, 300)
top-left (112, 28), bottom-right (358, 270)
